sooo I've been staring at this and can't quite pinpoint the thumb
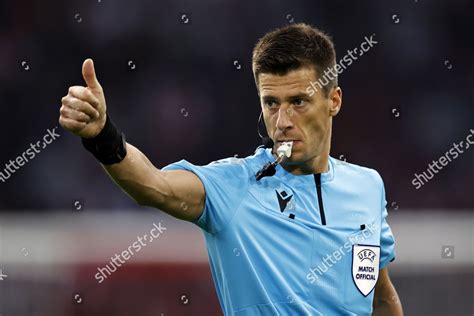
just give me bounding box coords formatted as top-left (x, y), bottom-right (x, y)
top-left (82, 58), bottom-right (101, 91)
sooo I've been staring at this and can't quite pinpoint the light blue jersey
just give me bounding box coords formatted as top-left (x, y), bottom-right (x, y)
top-left (162, 146), bottom-right (396, 315)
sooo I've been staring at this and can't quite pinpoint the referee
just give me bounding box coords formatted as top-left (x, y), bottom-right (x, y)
top-left (59, 23), bottom-right (403, 315)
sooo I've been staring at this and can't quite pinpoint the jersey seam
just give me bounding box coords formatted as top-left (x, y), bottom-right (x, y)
top-left (379, 173), bottom-right (393, 268)
top-left (211, 162), bottom-right (251, 236)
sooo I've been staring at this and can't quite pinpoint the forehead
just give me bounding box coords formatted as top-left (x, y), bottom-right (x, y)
top-left (258, 67), bottom-right (317, 97)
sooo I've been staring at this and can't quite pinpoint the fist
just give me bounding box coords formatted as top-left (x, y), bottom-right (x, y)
top-left (59, 59), bottom-right (107, 139)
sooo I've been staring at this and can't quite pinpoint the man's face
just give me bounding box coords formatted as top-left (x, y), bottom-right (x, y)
top-left (258, 66), bottom-right (342, 164)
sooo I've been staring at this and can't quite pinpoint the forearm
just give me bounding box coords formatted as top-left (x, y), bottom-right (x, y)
top-left (102, 143), bottom-right (168, 207)
top-left (372, 280), bottom-right (403, 316)
top-left (373, 297), bottom-right (403, 315)
top-left (59, 60), bottom-right (203, 220)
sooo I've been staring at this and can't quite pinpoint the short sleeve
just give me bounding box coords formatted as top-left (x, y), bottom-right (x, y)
top-left (379, 180), bottom-right (396, 269)
top-left (162, 157), bottom-right (250, 234)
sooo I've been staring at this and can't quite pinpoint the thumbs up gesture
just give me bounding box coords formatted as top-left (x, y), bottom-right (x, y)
top-left (59, 59), bottom-right (107, 138)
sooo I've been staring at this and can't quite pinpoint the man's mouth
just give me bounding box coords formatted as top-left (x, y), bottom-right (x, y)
top-left (276, 140), bottom-right (301, 145)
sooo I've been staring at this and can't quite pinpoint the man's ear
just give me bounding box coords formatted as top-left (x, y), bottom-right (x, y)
top-left (329, 87), bottom-right (342, 117)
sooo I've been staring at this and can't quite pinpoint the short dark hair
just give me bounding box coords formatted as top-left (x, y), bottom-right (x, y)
top-left (252, 23), bottom-right (337, 97)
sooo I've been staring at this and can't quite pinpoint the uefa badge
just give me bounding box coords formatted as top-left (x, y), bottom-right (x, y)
top-left (352, 244), bottom-right (380, 296)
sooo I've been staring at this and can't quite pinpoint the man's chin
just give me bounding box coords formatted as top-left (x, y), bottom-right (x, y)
top-left (281, 151), bottom-right (306, 165)
top-left (283, 157), bottom-right (304, 166)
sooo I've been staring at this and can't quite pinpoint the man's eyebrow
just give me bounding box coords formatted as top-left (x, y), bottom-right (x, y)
top-left (261, 95), bottom-right (279, 102)
top-left (261, 92), bottom-right (311, 102)
top-left (287, 93), bottom-right (311, 101)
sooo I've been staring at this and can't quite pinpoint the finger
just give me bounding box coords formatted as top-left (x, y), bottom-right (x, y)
top-left (59, 116), bottom-right (87, 132)
top-left (67, 86), bottom-right (100, 109)
top-left (82, 58), bottom-right (102, 92)
top-left (62, 95), bottom-right (100, 119)
top-left (60, 105), bottom-right (93, 123)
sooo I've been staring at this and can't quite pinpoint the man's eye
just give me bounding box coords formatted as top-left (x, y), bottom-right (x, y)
top-left (294, 99), bottom-right (305, 107)
top-left (265, 101), bottom-right (277, 108)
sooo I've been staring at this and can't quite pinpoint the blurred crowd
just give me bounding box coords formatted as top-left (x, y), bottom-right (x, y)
top-left (0, 0), bottom-right (472, 211)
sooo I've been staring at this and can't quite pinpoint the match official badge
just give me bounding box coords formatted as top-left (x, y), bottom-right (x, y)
top-left (352, 244), bottom-right (380, 296)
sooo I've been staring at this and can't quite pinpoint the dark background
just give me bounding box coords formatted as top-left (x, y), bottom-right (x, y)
top-left (0, 0), bottom-right (472, 315)
top-left (0, 0), bottom-right (472, 210)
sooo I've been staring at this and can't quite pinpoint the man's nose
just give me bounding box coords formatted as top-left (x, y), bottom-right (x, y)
top-left (276, 105), bottom-right (293, 131)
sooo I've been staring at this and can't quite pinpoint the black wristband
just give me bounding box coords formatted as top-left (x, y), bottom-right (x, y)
top-left (81, 115), bottom-right (127, 165)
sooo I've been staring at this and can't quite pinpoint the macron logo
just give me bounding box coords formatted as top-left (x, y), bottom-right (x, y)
top-left (275, 190), bottom-right (293, 212)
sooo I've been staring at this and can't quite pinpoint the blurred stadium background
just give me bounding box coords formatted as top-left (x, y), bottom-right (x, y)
top-left (0, 0), bottom-right (472, 315)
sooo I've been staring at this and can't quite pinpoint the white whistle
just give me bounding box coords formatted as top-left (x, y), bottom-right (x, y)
top-left (255, 141), bottom-right (293, 181)
top-left (276, 141), bottom-right (293, 159)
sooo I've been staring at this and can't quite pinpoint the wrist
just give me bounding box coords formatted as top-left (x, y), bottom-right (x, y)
top-left (81, 115), bottom-right (127, 165)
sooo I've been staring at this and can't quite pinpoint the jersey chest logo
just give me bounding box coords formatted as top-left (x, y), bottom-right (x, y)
top-left (275, 190), bottom-right (293, 212)
top-left (352, 244), bottom-right (380, 296)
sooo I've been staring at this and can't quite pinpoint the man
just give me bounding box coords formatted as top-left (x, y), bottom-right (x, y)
top-left (59, 23), bottom-right (402, 315)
